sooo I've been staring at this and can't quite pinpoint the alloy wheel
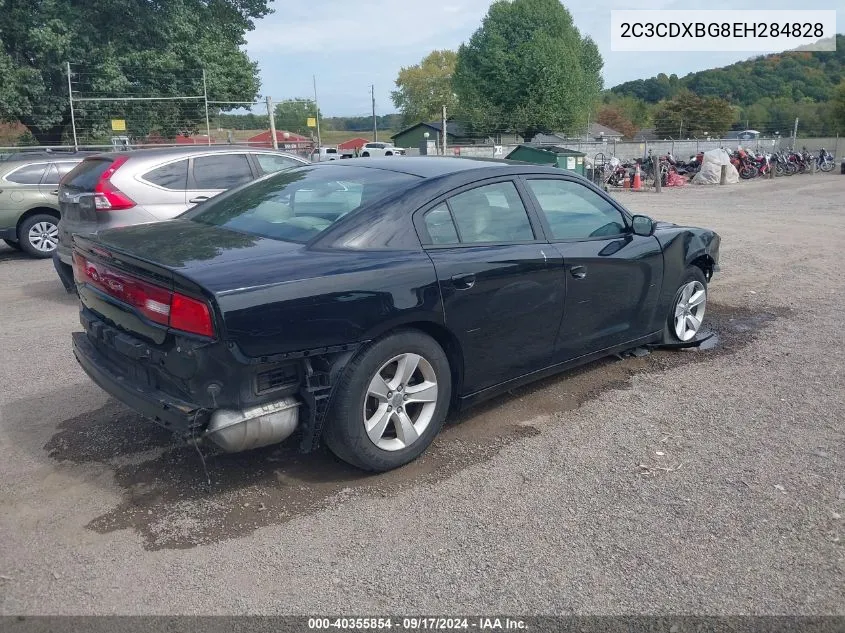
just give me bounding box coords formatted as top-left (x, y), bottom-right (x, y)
top-left (363, 353), bottom-right (439, 451)
top-left (673, 281), bottom-right (707, 342)
top-left (27, 221), bottom-right (58, 253)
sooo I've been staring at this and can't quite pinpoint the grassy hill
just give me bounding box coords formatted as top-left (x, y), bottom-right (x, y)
top-left (604, 34), bottom-right (845, 136)
top-left (611, 34), bottom-right (844, 106)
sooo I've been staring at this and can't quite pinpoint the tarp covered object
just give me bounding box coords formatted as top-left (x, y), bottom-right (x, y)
top-left (692, 149), bottom-right (739, 185)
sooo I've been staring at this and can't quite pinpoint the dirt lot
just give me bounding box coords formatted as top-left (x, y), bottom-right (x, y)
top-left (0, 174), bottom-right (843, 615)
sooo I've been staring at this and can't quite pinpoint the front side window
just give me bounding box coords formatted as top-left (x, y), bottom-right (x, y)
top-left (526, 179), bottom-right (627, 240)
top-left (5, 163), bottom-right (47, 184)
top-left (447, 181), bottom-right (534, 244)
top-left (183, 165), bottom-right (420, 244)
top-left (192, 154), bottom-right (253, 189)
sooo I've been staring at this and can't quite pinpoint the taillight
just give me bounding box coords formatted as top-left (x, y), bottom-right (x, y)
top-left (72, 250), bottom-right (214, 337)
top-left (93, 156), bottom-right (135, 211)
top-left (170, 294), bottom-right (214, 337)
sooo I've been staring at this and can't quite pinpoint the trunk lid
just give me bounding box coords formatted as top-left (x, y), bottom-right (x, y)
top-left (73, 220), bottom-right (304, 344)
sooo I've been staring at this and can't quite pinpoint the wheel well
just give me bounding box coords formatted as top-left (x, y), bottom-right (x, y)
top-left (17, 207), bottom-right (60, 235)
top-left (393, 321), bottom-right (464, 403)
top-left (690, 254), bottom-right (715, 281)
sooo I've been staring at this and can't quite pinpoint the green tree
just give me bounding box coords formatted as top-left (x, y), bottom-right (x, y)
top-left (596, 105), bottom-right (637, 139)
top-left (391, 50), bottom-right (458, 126)
top-left (654, 91), bottom-right (736, 138)
top-left (0, 0), bottom-right (271, 145)
top-left (832, 80), bottom-right (845, 133)
top-left (453, 0), bottom-right (603, 140)
top-left (273, 99), bottom-right (321, 137)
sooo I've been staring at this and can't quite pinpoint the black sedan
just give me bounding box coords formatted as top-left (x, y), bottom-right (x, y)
top-left (70, 157), bottom-right (720, 472)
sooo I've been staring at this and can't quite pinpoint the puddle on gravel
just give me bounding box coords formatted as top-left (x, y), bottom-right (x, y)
top-left (44, 302), bottom-right (790, 550)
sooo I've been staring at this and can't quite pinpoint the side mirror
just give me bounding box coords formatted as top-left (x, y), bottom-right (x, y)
top-left (631, 215), bottom-right (654, 237)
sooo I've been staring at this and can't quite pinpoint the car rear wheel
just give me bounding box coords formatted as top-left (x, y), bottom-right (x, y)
top-left (663, 267), bottom-right (708, 343)
top-left (360, 152), bottom-right (370, 157)
top-left (3, 239), bottom-right (21, 250)
top-left (323, 330), bottom-right (451, 472)
top-left (19, 214), bottom-right (59, 258)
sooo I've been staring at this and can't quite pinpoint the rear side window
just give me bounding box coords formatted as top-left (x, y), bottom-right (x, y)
top-left (144, 159), bottom-right (189, 190)
top-left (5, 163), bottom-right (47, 184)
top-left (253, 153), bottom-right (302, 175)
top-left (423, 204), bottom-right (459, 245)
top-left (43, 162), bottom-right (80, 185)
top-left (192, 154), bottom-right (252, 189)
top-left (447, 181), bottom-right (535, 244)
top-left (62, 158), bottom-right (114, 192)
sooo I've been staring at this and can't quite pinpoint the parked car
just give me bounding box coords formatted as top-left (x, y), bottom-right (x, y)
top-left (69, 157), bottom-right (720, 472)
top-left (54, 145), bottom-right (308, 290)
top-left (310, 147), bottom-right (339, 162)
top-left (359, 142), bottom-right (404, 157)
top-left (0, 153), bottom-right (94, 257)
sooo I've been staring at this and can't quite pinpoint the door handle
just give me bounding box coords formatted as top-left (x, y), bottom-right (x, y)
top-left (50, 190), bottom-right (59, 195)
top-left (189, 196), bottom-right (210, 204)
top-left (451, 273), bottom-right (476, 289)
top-left (570, 265), bottom-right (587, 279)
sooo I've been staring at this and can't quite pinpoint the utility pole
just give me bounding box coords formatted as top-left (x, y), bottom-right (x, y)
top-left (441, 105), bottom-right (447, 156)
top-left (202, 69), bottom-right (211, 146)
top-left (792, 117), bottom-right (799, 148)
top-left (266, 96), bottom-right (278, 150)
top-left (371, 85), bottom-right (377, 142)
top-left (313, 75), bottom-right (322, 150)
top-left (678, 120), bottom-right (683, 139)
top-left (66, 62), bottom-right (79, 151)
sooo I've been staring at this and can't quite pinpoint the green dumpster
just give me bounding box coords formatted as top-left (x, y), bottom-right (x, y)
top-left (505, 144), bottom-right (586, 176)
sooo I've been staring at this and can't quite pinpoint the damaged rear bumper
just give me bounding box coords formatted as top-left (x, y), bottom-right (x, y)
top-left (72, 331), bottom-right (205, 434)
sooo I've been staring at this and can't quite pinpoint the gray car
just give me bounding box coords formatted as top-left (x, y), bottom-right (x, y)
top-left (54, 145), bottom-right (308, 289)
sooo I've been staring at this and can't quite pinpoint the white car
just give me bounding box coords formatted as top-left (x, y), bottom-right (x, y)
top-left (359, 142), bottom-right (404, 157)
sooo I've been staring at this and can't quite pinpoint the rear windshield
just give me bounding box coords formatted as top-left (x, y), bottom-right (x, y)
top-left (61, 158), bottom-right (114, 192)
top-left (182, 165), bottom-right (420, 243)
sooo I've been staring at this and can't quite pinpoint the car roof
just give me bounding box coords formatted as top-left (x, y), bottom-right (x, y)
top-left (0, 151), bottom-right (95, 164)
top-left (89, 145), bottom-right (307, 161)
top-left (324, 156), bottom-right (562, 179)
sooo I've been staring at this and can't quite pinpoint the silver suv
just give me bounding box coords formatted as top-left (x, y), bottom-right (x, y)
top-left (54, 145), bottom-right (308, 289)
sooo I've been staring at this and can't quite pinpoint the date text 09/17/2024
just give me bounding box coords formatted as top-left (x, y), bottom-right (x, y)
top-left (307, 618), bottom-right (528, 630)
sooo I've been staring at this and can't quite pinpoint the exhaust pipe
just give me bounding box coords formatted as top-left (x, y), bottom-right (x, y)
top-left (205, 397), bottom-right (300, 452)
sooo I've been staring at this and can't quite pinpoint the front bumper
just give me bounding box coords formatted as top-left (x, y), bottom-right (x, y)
top-left (0, 227), bottom-right (16, 241)
top-left (72, 331), bottom-right (206, 435)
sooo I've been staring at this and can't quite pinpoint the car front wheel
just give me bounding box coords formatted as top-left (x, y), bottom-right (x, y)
top-left (663, 267), bottom-right (708, 343)
top-left (323, 330), bottom-right (452, 472)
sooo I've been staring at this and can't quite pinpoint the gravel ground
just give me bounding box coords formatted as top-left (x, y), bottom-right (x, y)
top-left (0, 174), bottom-right (842, 615)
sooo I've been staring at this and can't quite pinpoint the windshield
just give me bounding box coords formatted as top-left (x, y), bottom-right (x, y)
top-left (182, 165), bottom-right (421, 243)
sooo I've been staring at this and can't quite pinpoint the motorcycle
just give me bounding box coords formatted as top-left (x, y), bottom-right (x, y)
top-left (817, 148), bottom-right (835, 172)
top-left (732, 149), bottom-right (759, 179)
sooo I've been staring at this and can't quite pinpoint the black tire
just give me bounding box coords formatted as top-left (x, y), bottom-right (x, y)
top-left (18, 213), bottom-right (59, 258)
top-left (323, 329), bottom-right (452, 472)
top-left (3, 239), bottom-right (21, 250)
top-left (385, 151), bottom-right (393, 156)
top-left (662, 266), bottom-right (708, 344)
top-left (360, 152), bottom-right (370, 157)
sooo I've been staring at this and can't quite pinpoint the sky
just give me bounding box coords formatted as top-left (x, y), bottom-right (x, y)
top-left (244, 0), bottom-right (843, 117)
